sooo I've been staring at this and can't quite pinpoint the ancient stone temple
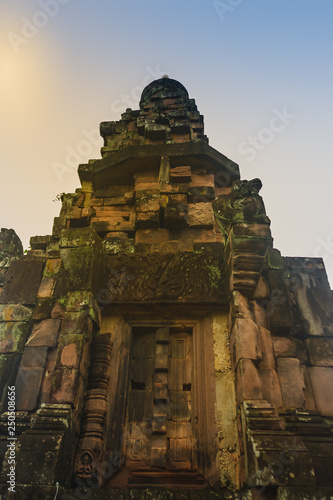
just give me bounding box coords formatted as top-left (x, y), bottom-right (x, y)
top-left (0, 77), bottom-right (333, 499)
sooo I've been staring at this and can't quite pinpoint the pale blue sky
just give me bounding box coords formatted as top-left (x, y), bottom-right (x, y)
top-left (1, 0), bottom-right (333, 284)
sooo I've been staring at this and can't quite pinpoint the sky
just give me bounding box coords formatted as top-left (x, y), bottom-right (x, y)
top-left (1, 0), bottom-right (333, 285)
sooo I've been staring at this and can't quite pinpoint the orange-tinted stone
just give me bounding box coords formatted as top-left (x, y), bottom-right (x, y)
top-left (259, 367), bottom-right (283, 407)
top-left (236, 359), bottom-right (263, 402)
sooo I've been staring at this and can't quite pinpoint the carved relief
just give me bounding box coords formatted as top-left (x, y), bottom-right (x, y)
top-left (102, 253), bottom-right (226, 303)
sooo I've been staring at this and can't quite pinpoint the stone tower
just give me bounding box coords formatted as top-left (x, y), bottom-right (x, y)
top-left (0, 77), bottom-right (332, 499)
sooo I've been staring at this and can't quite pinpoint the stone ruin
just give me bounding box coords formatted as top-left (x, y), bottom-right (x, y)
top-left (0, 77), bottom-right (332, 499)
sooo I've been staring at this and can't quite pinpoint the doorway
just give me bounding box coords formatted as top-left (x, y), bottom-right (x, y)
top-left (123, 327), bottom-right (193, 469)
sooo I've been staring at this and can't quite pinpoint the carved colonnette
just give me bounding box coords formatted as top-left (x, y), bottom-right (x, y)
top-left (74, 331), bottom-right (113, 485)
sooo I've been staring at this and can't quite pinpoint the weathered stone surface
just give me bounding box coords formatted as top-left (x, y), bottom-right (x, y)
top-left (135, 228), bottom-right (170, 244)
top-left (259, 368), bottom-right (283, 407)
top-left (294, 338), bottom-right (309, 365)
top-left (306, 338), bottom-right (333, 366)
top-left (287, 260), bottom-right (333, 337)
top-left (61, 246), bottom-right (101, 292)
top-left (277, 358), bottom-right (305, 408)
top-left (302, 366), bottom-right (317, 411)
top-left (230, 317), bottom-right (262, 366)
top-left (51, 300), bottom-right (66, 319)
top-left (60, 311), bottom-right (90, 336)
top-left (272, 337), bottom-right (296, 358)
top-left (1, 258), bottom-right (44, 305)
top-left (0, 353), bottom-right (21, 410)
top-left (59, 226), bottom-right (100, 248)
top-left (266, 270), bottom-right (293, 334)
top-left (26, 319), bottom-right (61, 347)
top-left (169, 165), bottom-right (191, 183)
top-left (50, 367), bottom-right (81, 404)
top-left (233, 291), bottom-right (252, 319)
top-left (277, 488), bottom-right (333, 499)
top-left (0, 228), bottom-right (23, 289)
top-left (236, 359), bottom-right (263, 402)
top-left (187, 203), bottom-right (214, 228)
top-left (65, 291), bottom-right (99, 325)
top-left (32, 297), bottom-right (54, 320)
top-left (252, 275), bottom-right (271, 300)
top-left (56, 334), bottom-right (87, 371)
top-left (0, 321), bottom-right (31, 353)
top-left (258, 326), bottom-right (275, 369)
top-left (21, 346), bottom-right (48, 368)
top-left (102, 253), bottom-right (226, 303)
top-left (164, 205), bottom-right (187, 229)
top-left (15, 366), bottom-right (44, 410)
top-left (136, 211), bottom-right (159, 228)
top-left (37, 276), bottom-right (56, 298)
top-left (309, 367), bottom-right (333, 416)
top-left (252, 301), bottom-right (268, 327)
top-left (0, 303), bottom-right (32, 322)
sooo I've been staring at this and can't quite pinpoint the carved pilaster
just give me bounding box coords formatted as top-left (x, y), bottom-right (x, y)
top-left (74, 332), bottom-right (112, 485)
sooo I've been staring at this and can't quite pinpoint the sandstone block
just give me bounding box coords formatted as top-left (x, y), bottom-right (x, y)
top-left (0, 304), bottom-right (32, 322)
top-left (267, 270), bottom-right (293, 333)
top-left (37, 276), bottom-right (56, 298)
top-left (277, 358), bottom-right (305, 408)
top-left (233, 291), bottom-right (252, 319)
top-left (164, 206), bottom-right (187, 229)
top-left (232, 223), bottom-right (271, 238)
top-left (32, 298), bottom-right (54, 320)
top-left (188, 186), bottom-right (215, 202)
top-left (302, 366), bottom-right (316, 411)
top-left (51, 301), bottom-right (66, 319)
top-left (193, 241), bottom-right (223, 255)
top-left (59, 227), bottom-right (100, 248)
top-left (52, 216), bottom-right (67, 238)
top-left (294, 339), bottom-right (309, 365)
top-left (252, 301), bottom-right (268, 327)
top-left (60, 312), bottom-right (89, 336)
top-left (187, 203), bottom-right (214, 228)
top-left (189, 172), bottom-right (214, 188)
top-left (135, 229), bottom-right (169, 245)
top-left (135, 195), bottom-right (160, 212)
top-left (308, 367), bottom-right (333, 416)
top-left (21, 346), bottom-right (48, 368)
top-left (272, 337), bottom-right (296, 358)
top-left (103, 196), bottom-right (127, 205)
top-left (136, 211), bottom-right (159, 229)
top-left (0, 322), bottom-right (31, 353)
top-left (44, 259), bottom-right (62, 276)
top-left (1, 259), bottom-right (44, 305)
top-left (236, 359), bottom-right (263, 402)
top-left (259, 368), bottom-right (283, 407)
top-left (169, 166), bottom-right (191, 183)
top-left (103, 237), bottom-right (135, 254)
top-left (65, 292), bottom-right (99, 324)
top-left (50, 367), bottom-right (80, 404)
top-left (258, 326), bottom-right (275, 369)
top-left (231, 317), bottom-right (262, 366)
top-left (95, 186), bottom-right (130, 197)
top-left (305, 338), bottom-right (333, 366)
top-left (253, 276), bottom-right (271, 300)
top-left (26, 319), bottom-right (61, 347)
top-left (215, 187), bottom-right (232, 197)
top-left (15, 366), bottom-right (44, 410)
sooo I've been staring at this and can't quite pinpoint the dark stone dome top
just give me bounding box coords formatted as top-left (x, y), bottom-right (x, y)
top-left (140, 77), bottom-right (189, 106)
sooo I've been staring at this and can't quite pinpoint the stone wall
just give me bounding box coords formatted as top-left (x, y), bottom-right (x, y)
top-left (0, 77), bottom-right (332, 499)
